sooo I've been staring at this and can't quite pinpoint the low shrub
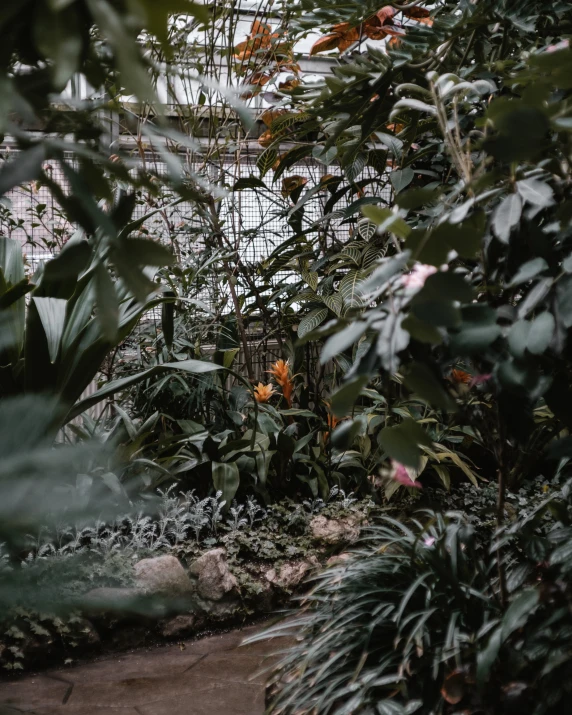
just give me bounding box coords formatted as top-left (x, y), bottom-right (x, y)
top-left (259, 478), bottom-right (572, 715)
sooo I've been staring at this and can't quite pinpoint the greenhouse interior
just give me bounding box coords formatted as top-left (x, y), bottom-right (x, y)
top-left (1, 1), bottom-right (572, 714)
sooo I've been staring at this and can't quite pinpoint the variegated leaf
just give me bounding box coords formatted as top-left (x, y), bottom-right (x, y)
top-left (298, 307), bottom-right (328, 339)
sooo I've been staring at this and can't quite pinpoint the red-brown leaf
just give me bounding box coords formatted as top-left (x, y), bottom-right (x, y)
top-left (310, 34), bottom-right (341, 56)
top-left (441, 670), bottom-right (466, 705)
top-left (402, 7), bottom-right (431, 19)
top-left (281, 175), bottom-right (308, 197)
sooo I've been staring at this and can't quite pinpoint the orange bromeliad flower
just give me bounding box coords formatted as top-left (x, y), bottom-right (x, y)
top-left (267, 359), bottom-right (294, 407)
top-left (323, 400), bottom-right (343, 441)
top-left (450, 369), bottom-right (472, 385)
top-left (254, 382), bottom-right (276, 403)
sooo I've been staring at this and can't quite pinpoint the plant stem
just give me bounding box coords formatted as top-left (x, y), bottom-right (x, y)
top-left (496, 413), bottom-right (508, 608)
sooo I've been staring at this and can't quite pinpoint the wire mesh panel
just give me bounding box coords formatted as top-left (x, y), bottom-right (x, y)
top-left (0, 143), bottom-right (391, 389)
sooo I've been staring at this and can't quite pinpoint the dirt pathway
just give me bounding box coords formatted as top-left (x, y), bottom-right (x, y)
top-left (0, 622), bottom-right (289, 715)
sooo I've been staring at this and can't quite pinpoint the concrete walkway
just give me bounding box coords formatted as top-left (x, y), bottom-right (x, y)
top-left (0, 622), bottom-right (290, 715)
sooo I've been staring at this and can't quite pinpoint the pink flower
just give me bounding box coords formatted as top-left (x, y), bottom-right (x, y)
top-left (469, 373), bottom-right (492, 388)
top-left (423, 536), bottom-right (436, 547)
top-left (546, 39), bottom-right (569, 53)
top-left (401, 263), bottom-right (437, 290)
top-left (390, 460), bottom-right (422, 488)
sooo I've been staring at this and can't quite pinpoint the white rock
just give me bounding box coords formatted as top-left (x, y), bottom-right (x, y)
top-left (265, 560), bottom-right (313, 590)
top-left (134, 555), bottom-right (195, 600)
top-left (189, 548), bottom-right (238, 601)
top-left (160, 614), bottom-right (197, 639)
top-left (310, 514), bottom-right (362, 546)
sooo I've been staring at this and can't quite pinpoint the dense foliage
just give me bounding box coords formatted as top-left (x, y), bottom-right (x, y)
top-left (3, 1), bottom-right (572, 712)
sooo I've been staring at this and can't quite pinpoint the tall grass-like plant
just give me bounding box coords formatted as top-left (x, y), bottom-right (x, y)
top-left (258, 513), bottom-right (498, 714)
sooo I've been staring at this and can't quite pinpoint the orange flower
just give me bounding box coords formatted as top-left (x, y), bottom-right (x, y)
top-left (267, 359), bottom-right (290, 387)
top-left (326, 412), bottom-right (340, 431)
top-left (450, 369), bottom-right (472, 385)
top-left (254, 383), bottom-right (276, 403)
top-left (323, 400), bottom-right (342, 441)
top-left (267, 359), bottom-right (294, 407)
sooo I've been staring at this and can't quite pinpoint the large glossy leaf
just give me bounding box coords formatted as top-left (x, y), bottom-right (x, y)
top-left (527, 311), bottom-right (555, 355)
top-left (492, 193), bottom-right (522, 244)
top-left (33, 297), bottom-right (67, 364)
top-left (403, 362), bottom-right (456, 411)
top-left (0, 238), bottom-right (26, 360)
top-left (212, 461), bottom-right (240, 505)
top-left (321, 321), bottom-right (368, 364)
top-left (95, 263), bottom-right (119, 342)
top-left (330, 376), bottom-right (369, 418)
top-left (379, 419), bottom-right (432, 469)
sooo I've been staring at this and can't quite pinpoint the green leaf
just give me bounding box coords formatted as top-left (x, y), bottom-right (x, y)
top-left (438, 214), bottom-right (484, 260)
top-left (131, 0), bottom-right (208, 48)
top-left (125, 238), bottom-right (176, 266)
top-left (279, 409), bottom-right (320, 418)
top-left (321, 322), bottom-right (368, 364)
top-left (32, 297), bottom-right (67, 364)
top-left (449, 304), bottom-right (501, 354)
top-left (402, 314), bottom-right (442, 344)
top-left (390, 168), bottom-right (414, 193)
top-left (557, 275), bottom-right (572, 328)
top-left (332, 416), bottom-right (366, 450)
top-left (357, 252), bottom-right (411, 297)
top-left (403, 362), bottom-right (456, 411)
top-left (0, 279), bottom-right (34, 310)
top-left (374, 132), bottom-right (403, 161)
top-left (0, 144), bottom-right (47, 196)
top-left (161, 290), bottom-right (175, 351)
top-left (379, 419), bottom-right (431, 469)
top-left (361, 206), bottom-right (410, 239)
top-left (255, 449), bottom-right (275, 487)
top-left (549, 538), bottom-right (572, 566)
top-left (405, 229), bottom-right (450, 266)
top-left (517, 178), bottom-right (554, 208)
top-left (492, 194), bottom-right (522, 244)
top-left (330, 376), bottom-right (369, 418)
top-left (484, 101), bottom-right (550, 162)
top-left (411, 301), bottom-right (461, 328)
top-left (34, 3), bottom-right (82, 90)
top-left (377, 700), bottom-right (406, 715)
top-left (44, 237), bottom-right (91, 279)
top-left (477, 626), bottom-right (502, 688)
top-left (414, 272), bottom-right (474, 304)
top-left (509, 257), bottom-right (549, 286)
top-left (298, 308), bottom-right (328, 339)
top-left (87, 0), bottom-right (156, 103)
top-left (212, 461), bottom-right (240, 506)
top-left (501, 588), bottom-right (539, 641)
top-left (527, 311), bottom-right (554, 355)
top-left (563, 253), bottom-right (572, 274)
top-left (391, 98), bottom-right (437, 117)
top-left (66, 359), bottom-right (222, 421)
top-left (508, 320), bottom-right (531, 360)
top-left (339, 269), bottom-right (365, 309)
top-left (95, 264), bottom-right (119, 342)
top-left (323, 293), bottom-right (343, 316)
top-left (257, 148), bottom-right (278, 178)
top-left (0, 239), bottom-right (26, 361)
top-left (233, 176), bottom-right (267, 191)
top-left (112, 251), bottom-right (157, 302)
